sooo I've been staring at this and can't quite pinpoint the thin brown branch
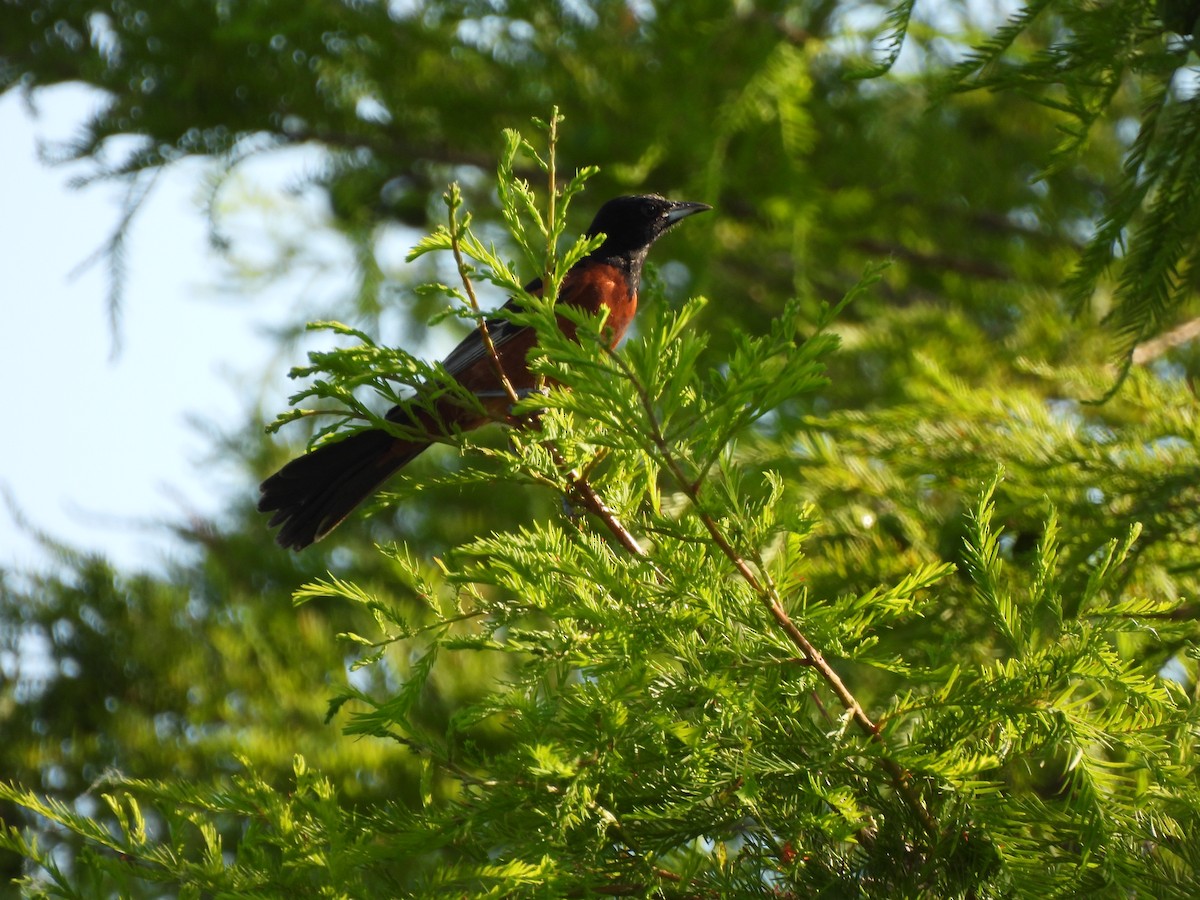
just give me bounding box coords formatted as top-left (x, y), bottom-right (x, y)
top-left (447, 196), bottom-right (520, 408)
top-left (556, 449), bottom-right (648, 557)
top-left (545, 109), bottom-right (560, 290)
top-left (604, 345), bottom-right (939, 837)
top-left (1131, 316), bottom-right (1200, 365)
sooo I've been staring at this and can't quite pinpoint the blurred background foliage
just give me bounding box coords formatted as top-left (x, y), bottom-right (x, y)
top-left (3, 0), bottom-right (1200, 893)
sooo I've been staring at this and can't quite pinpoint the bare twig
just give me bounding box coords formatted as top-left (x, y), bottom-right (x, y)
top-left (557, 455), bottom-right (648, 557)
top-left (1131, 316), bottom-right (1200, 366)
top-left (447, 190), bottom-right (521, 407)
top-left (545, 109), bottom-right (559, 289)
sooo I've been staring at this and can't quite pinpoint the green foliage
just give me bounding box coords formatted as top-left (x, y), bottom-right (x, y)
top-left (4, 0), bottom-right (1200, 896)
top-left (7, 124), bottom-right (1200, 895)
top-left (0, 757), bottom-right (420, 897)
top-left (931, 0), bottom-right (1200, 361)
top-left (0, 0), bottom-right (1145, 354)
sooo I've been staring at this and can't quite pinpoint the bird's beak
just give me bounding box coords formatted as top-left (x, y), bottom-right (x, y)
top-left (665, 201), bottom-right (713, 224)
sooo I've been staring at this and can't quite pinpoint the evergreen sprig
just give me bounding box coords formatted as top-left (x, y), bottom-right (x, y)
top-left (855, 0), bottom-right (1200, 369)
top-left (3, 117), bottom-right (1199, 897)
top-left (925, 0), bottom-right (1200, 364)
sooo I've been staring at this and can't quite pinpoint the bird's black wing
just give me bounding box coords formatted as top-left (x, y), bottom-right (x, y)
top-left (438, 279), bottom-right (542, 379)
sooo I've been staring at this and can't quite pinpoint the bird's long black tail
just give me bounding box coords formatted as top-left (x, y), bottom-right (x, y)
top-left (258, 429), bottom-right (429, 550)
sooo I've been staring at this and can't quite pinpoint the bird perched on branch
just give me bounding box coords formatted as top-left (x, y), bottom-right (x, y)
top-left (259, 194), bottom-right (711, 550)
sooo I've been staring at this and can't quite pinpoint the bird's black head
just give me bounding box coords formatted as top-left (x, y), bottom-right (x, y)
top-left (584, 194), bottom-right (711, 276)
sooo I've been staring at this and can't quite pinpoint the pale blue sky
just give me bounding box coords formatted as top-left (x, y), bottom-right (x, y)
top-left (1, 84), bottom-right (346, 572)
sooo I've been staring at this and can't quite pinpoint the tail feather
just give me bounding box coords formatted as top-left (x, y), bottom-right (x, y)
top-left (258, 429), bottom-right (429, 550)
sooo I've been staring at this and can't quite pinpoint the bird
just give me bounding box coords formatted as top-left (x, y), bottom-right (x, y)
top-left (259, 194), bottom-right (712, 550)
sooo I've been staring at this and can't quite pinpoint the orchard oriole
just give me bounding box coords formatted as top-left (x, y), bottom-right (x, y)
top-left (259, 194), bottom-right (711, 550)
